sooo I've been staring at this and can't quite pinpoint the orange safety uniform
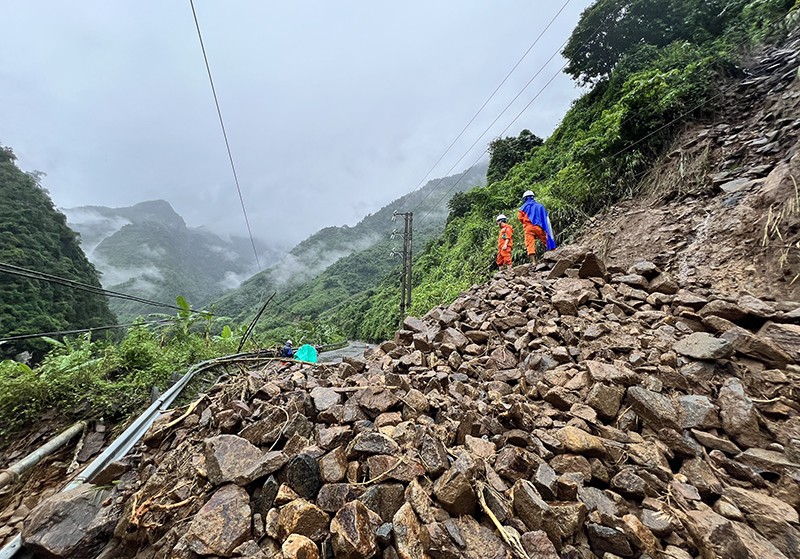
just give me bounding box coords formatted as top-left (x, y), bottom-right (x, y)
top-left (517, 209), bottom-right (547, 256)
top-left (496, 222), bottom-right (513, 266)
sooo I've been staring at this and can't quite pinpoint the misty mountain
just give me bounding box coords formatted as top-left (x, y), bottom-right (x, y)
top-left (62, 200), bottom-right (280, 319)
top-left (213, 163), bottom-right (488, 325)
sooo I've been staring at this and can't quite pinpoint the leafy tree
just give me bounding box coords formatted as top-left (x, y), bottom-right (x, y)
top-left (0, 144), bottom-right (116, 358)
top-left (487, 130), bottom-right (543, 184)
top-left (561, 0), bottom-right (792, 85)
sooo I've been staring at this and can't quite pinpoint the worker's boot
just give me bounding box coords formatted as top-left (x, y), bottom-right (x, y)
top-left (528, 254), bottom-right (537, 272)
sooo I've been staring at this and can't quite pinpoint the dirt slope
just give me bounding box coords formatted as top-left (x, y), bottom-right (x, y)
top-left (579, 38), bottom-right (800, 302)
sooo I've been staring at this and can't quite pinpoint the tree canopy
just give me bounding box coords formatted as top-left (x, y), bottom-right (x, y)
top-left (487, 129), bottom-right (544, 184)
top-left (0, 145), bottom-right (116, 358)
top-left (561, 0), bottom-right (793, 85)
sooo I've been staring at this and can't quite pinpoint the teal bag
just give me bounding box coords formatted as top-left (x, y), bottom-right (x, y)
top-left (294, 344), bottom-right (318, 363)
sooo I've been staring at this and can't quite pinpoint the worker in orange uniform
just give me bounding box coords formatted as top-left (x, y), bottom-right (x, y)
top-left (496, 214), bottom-right (513, 270)
top-left (517, 190), bottom-right (557, 266)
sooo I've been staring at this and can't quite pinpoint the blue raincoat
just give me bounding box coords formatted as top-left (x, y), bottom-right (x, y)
top-left (519, 197), bottom-right (557, 250)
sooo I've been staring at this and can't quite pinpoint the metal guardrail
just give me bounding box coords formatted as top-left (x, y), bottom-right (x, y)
top-left (0, 350), bottom-right (273, 559)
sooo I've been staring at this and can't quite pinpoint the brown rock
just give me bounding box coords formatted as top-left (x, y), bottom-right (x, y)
top-left (360, 483), bottom-right (406, 523)
top-left (22, 484), bottom-right (120, 559)
top-left (621, 514), bottom-right (659, 554)
top-left (586, 383), bottom-right (625, 419)
top-left (204, 435), bottom-right (287, 486)
top-left (578, 252), bottom-right (606, 278)
top-left (520, 530), bottom-right (558, 559)
top-left (277, 499), bottom-right (330, 542)
top-left (185, 484), bottom-right (251, 556)
top-left (282, 534), bottom-right (320, 559)
top-left (358, 387), bottom-right (401, 415)
top-left (419, 434), bottom-right (449, 477)
top-left (555, 426), bottom-right (606, 457)
top-left (544, 501), bottom-right (586, 543)
top-left (699, 300), bottom-right (747, 323)
top-left (319, 447), bottom-right (348, 483)
top-left (310, 386), bottom-right (342, 412)
top-left (686, 508), bottom-right (788, 559)
top-left (405, 479), bottom-right (439, 523)
top-left (433, 467), bottom-right (477, 516)
top-left (717, 378), bottom-right (764, 448)
top-left (626, 386), bottom-right (679, 430)
top-left (392, 503), bottom-right (430, 559)
top-left (586, 523), bottom-right (633, 557)
top-left (454, 515), bottom-right (512, 559)
top-left (434, 327), bottom-right (470, 350)
top-left (316, 483), bottom-right (362, 513)
top-left (673, 332), bottom-right (734, 360)
top-left (330, 501), bottom-right (381, 559)
top-left (464, 435), bottom-right (495, 459)
top-left (494, 446), bottom-right (541, 482)
top-left (723, 487), bottom-right (799, 525)
top-left (758, 322), bottom-right (800, 362)
top-left (366, 453), bottom-right (425, 483)
top-left (721, 326), bottom-right (792, 367)
top-left (350, 432), bottom-right (401, 456)
top-left (512, 480), bottom-right (551, 532)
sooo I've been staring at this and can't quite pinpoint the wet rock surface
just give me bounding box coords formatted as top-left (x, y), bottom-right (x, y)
top-left (20, 239), bottom-right (798, 559)
top-left (14, 34), bottom-right (800, 559)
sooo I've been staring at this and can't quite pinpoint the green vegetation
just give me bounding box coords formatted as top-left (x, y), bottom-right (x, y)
top-left (322, 0), bottom-right (797, 341)
top-left (211, 165), bottom-right (487, 342)
top-left (2, 0), bottom-right (797, 440)
top-left (0, 146), bottom-right (116, 358)
top-left (0, 301), bottom-right (245, 442)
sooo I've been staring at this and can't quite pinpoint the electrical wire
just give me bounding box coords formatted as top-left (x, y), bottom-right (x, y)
top-left (403, 0), bottom-right (574, 210)
top-left (0, 318), bottom-right (174, 344)
top-left (415, 6), bottom-right (795, 226)
top-left (188, 0), bottom-right (262, 272)
top-left (412, 19), bottom-right (608, 224)
top-left (0, 262), bottom-right (211, 315)
top-left (408, 14), bottom-right (605, 217)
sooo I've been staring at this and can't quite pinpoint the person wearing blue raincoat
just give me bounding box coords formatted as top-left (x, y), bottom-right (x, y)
top-left (517, 189), bottom-right (557, 265)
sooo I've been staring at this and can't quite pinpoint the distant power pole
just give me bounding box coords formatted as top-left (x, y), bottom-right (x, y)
top-left (393, 211), bottom-right (413, 318)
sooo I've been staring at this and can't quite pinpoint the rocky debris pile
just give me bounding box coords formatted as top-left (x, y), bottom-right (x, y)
top-left (0, 421), bottom-right (109, 548)
top-left (579, 32), bottom-right (800, 302)
top-left (21, 248), bottom-right (800, 559)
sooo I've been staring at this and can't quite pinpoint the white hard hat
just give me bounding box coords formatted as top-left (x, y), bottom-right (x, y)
top-left (523, 190), bottom-right (535, 198)
top-left (286, 339), bottom-right (292, 345)
top-left (496, 214), bottom-right (507, 222)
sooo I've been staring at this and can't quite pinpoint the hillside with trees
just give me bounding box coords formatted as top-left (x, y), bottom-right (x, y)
top-left (330, 0), bottom-right (800, 342)
top-left (211, 164), bottom-right (487, 341)
top-left (0, 146), bottom-right (116, 358)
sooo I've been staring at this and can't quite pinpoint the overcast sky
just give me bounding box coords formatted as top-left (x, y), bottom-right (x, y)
top-left (1, 1), bottom-right (592, 248)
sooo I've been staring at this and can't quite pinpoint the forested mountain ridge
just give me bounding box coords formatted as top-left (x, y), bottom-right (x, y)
top-left (211, 164), bottom-right (487, 329)
top-left (63, 200), bottom-right (279, 320)
top-left (0, 146), bottom-right (116, 358)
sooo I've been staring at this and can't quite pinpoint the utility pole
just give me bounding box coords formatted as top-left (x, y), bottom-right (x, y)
top-left (393, 211), bottom-right (413, 318)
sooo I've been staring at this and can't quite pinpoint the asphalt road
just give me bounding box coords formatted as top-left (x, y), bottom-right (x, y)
top-left (318, 342), bottom-right (372, 363)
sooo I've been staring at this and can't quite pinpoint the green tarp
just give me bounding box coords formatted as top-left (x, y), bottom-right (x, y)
top-left (294, 344), bottom-right (318, 363)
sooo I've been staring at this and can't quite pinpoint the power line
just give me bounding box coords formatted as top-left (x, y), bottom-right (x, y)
top-left (0, 262), bottom-right (211, 315)
top-left (0, 318), bottom-right (174, 344)
top-left (409, 12), bottom-right (599, 217)
top-left (188, 0), bottom-right (262, 272)
top-left (415, 6), bottom-right (792, 226)
top-left (413, 19), bottom-right (609, 225)
top-left (402, 0), bottom-right (574, 211)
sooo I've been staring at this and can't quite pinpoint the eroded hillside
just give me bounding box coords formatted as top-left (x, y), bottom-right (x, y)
top-left (579, 40), bottom-right (800, 302)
